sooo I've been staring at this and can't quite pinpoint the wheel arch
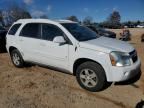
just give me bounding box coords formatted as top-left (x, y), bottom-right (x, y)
top-left (73, 58), bottom-right (106, 76)
top-left (8, 46), bottom-right (18, 54)
top-left (9, 46), bottom-right (18, 54)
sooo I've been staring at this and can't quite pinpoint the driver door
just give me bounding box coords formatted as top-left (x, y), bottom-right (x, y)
top-left (37, 23), bottom-right (69, 69)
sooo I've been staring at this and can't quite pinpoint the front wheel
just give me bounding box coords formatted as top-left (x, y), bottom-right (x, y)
top-left (10, 49), bottom-right (24, 68)
top-left (76, 61), bottom-right (107, 92)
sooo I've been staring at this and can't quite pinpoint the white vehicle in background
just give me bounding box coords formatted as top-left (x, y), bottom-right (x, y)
top-left (137, 24), bottom-right (144, 28)
top-left (6, 19), bottom-right (141, 92)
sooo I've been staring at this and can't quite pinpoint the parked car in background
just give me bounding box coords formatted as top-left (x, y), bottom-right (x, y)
top-left (86, 25), bottom-right (116, 38)
top-left (137, 24), bottom-right (144, 28)
top-left (127, 24), bottom-right (135, 28)
top-left (6, 19), bottom-right (141, 92)
top-left (0, 26), bottom-right (7, 52)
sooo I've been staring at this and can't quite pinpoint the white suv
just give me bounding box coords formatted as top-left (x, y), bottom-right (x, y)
top-left (6, 19), bottom-right (141, 92)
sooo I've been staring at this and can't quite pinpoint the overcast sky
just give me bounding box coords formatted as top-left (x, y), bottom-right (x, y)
top-left (0, 0), bottom-right (144, 22)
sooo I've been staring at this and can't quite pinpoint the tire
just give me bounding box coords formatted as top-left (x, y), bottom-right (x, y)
top-left (10, 49), bottom-right (24, 68)
top-left (76, 61), bottom-right (107, 92)
top-left (141, 35), bottom-right (144, 42)
top-left (136, 100), bottom-right (144, 108)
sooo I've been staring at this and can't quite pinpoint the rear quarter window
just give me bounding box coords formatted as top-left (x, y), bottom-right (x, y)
top-left (8, 24), bottom-right (21, 35)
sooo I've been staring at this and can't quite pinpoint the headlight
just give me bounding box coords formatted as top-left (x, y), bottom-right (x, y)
top-left (110, 51), bottom-right (131, 67)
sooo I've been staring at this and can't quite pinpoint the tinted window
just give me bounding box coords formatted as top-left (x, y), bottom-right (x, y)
top-left (20, 23), bottom-right (41, 39)
top-left (42, 24), bottom-right (64, 41)
top-left (62, 23), bottom-right (99, 41)
top-left (8, 24), bottom-right (21, 35)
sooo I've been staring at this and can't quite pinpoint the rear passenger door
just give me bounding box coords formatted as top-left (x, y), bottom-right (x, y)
top-left (18, 23), bottom-right (41, 61)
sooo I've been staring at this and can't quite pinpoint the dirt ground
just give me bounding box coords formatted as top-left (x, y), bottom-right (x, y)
top-left (0, 28), bottom-right (144, 108)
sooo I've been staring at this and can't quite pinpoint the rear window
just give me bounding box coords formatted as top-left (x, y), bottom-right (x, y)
top-left (8, 24), bottom-right (21, 35)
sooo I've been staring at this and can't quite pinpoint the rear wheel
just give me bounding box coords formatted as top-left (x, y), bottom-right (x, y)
top-left (10, 49), bottom-right (24, 68)
top-left (76, 61), bottom-right (107, 92)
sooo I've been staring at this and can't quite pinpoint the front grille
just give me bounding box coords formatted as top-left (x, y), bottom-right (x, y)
top-left (129, 50), bottom-right (138, 63)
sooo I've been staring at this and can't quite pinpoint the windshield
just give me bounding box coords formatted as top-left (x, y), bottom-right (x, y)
top-left (61, 23), bottom-right (99, 41)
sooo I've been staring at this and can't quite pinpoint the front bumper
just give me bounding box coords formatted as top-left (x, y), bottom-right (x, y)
top-left (108, 58), bottom-right (141, 82)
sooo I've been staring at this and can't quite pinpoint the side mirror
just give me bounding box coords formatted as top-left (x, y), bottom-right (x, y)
top-left (53, 36), bottom-right (66, 45)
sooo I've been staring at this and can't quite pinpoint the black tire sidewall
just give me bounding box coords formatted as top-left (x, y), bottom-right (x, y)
top-left (76, 61), bottom-right (107, 92)
top-left (11, 49), bottom-right (24, 68)
top-left (141, 35), bottom-right (144, 42)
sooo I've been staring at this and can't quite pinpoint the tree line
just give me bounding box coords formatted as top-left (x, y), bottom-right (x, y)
top-left (66, 12), bottom-right (144, 29)
top-left (0, 4), bottom-right (143, 28)
top-left (0, 4), bottom-right (31, 27)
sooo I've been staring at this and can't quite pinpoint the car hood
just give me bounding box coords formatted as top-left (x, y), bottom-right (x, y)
top-left (79, 37), bottom-right (134, 53)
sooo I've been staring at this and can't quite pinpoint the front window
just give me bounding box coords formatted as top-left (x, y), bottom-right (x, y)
top-left (61, 23), bottom-right (99, 41)
top-left (42, 24), bottom-right (64, 41)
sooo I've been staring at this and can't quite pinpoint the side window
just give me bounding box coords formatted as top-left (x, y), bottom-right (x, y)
top-left (42, 24), bottom-right (64, 41)
top-left (8, 24), bottom-right (21, 35)
top-left (20, 23), bottom-right (41, 39)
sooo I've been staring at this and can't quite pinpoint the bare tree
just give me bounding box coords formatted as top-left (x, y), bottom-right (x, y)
top-left (8, 4), bottom-right (31, 22)
top-left (106, 11), bottom-right (121, 28)
top-left (0, 10), bottom-right (3, 26)
top-left (83, 16), bottom-right (93, 25)
top-left (0, 3), bottom-right (32, 27)
top-left (108, 11), bottom-right (121, 24)
top-left (66, 16), bottom-right (79, 22)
